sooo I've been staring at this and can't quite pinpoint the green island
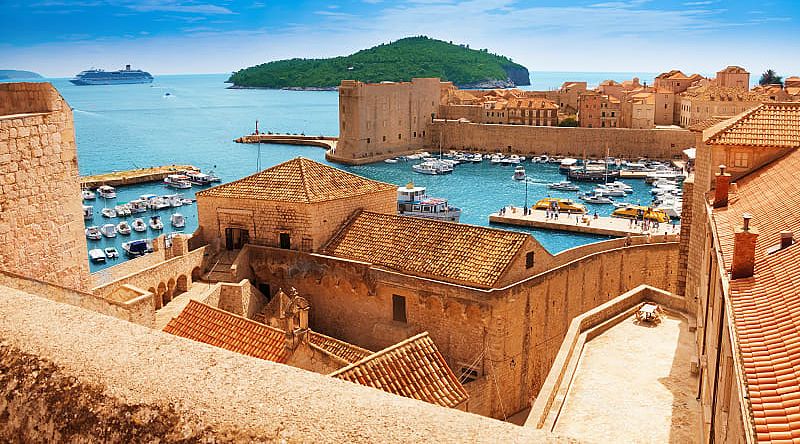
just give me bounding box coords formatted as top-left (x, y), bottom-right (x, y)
top-left (0, 70), bottom-right (43, 80)
top-left (227, 36), bottom-right (530, 90)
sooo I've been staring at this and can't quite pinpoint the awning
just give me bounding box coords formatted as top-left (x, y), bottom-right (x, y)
top-left (682, 147), bottom-right (696, 160)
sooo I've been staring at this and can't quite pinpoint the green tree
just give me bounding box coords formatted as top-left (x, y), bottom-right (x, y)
top-left (759, 69), bottom-right (784, 86)
top-left (558, 117), bottom-right (578, 127)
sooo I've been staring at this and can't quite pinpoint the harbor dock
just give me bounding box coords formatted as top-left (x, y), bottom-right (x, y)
top-left (80, 165), bottom-right (199, 188)
top-left (234, 133), bottom-right (337, 151)
top-left (489, 207), bottom-right (680, 237)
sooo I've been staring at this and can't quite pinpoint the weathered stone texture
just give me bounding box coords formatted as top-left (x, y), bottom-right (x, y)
top-left (0, 83), bottom-right (89, 291)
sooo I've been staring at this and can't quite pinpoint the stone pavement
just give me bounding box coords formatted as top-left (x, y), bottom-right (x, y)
top-left (490, 207), bottom-right (680, 237)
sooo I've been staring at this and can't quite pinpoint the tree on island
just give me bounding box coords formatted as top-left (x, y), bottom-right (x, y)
top-left (759, 69), bottom-right (784, 86)
top-left (558, 117), bottom-right (578, 127)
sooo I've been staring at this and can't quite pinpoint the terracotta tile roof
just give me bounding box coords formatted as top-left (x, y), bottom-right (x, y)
top-left (330, 332), bottom-right (469, 408)
top-left (163, 300), bottom-right (291, 363)
top-left (196, 157), bottom-right (396, 202)
top-left (322, 211), bottom-right (529, 288)
top-left (705, 103), bottom-right (800, 148)
top-left (719, 65), bottom-right (748, 74)
top-left (681, 84), bottom-right (770, 102)
top-left (711, 148), bottom-right (800, 443)
top-left (308, 331), bottom-right (372, 364)
top-left (688, 116), bottom-right (730, 132)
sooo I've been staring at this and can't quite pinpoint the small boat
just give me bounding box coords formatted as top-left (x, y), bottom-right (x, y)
top-left (567, 168), bottom-right (620, 183)
top-left (82, 205), bottom-right (93, 220)
top-left (184, 171), bottom-right (217, 186)
top-left (180, 198), bottom-right (194, 205)
top-left (163, 194), bottom-right (184, 207)
top-left (114, 204), bottom-right (132, 216)
top-left (513, 166), bottom-right (526, 180)
top-left (81, 189), bottom-right (96, 200)
top-left (104, 247), bottom-right (119, 259)
top-left (147, 197), bottom-right (171, 210)
top-left (122, 239), bottom-right (152, 258)
top-left (85, 226), bottom-right (102, 240)
top-left (163, 174), bottom-right (192, 189)
top-left (548, 181), bottom-right (580, 192)
top-left (468, 154), bottom-right (483, 163)
top-left (396, 183), bottom-right (461, 222)
top-left (89, 248), bottom-right (106, 263)
top-left (116, 220), bottom-right (132, 235)
top-left (149, 215), bottom-right (164, 230)
top-left (384, 158), bottom-right (399, 164)
top-left (559, 158), bottom-right (578, 173)
top-left (611, 205), bottom-right (670, 223)
top-left (132, 218), bottom-right (147, 232)
top-left (533, 198), bottom-right (587, 214)
top-left (171, 213), bottom-right (186, 228)
top-left (412, 160), bottom-right (453, 175)
top-left (100, 223), bottom-right (117, 238)
top-left (593, 184), bottom-right (626, 197)
top-left (128, 199), bottom-right (148, 213)
top-left (101, 207), bottom-right (117, 218)
top-left (606, 181), bottom-right (633, 193)
top-left (579, 192), bottom-right (614, 204)
top-left (97, 185), bottom-right (117, 199)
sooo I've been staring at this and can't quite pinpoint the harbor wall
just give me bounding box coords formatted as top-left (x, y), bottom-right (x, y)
top-left (427, 120), bottom-right (696, 159)
top-left (242, 238), bottom-right (679, 419)
top-left (0, 82), bottom-right (91, 292)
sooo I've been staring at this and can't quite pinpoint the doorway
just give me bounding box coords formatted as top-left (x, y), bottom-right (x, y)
top-left (279, 232), bottom-right (291, 249)
top-left (225, 228), bottom-right (249, 250)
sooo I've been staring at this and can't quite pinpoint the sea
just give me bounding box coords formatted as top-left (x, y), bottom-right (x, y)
top-left (9, 72), bottom-right (666, 271)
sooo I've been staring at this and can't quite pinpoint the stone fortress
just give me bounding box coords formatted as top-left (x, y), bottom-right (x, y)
top-left (1, 74), bottom-right (800, 443)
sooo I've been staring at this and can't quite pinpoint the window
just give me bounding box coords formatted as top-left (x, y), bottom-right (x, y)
top-left (413, 131), bottom-right (417, 137)
top-left (366, 138), bottom-right (370, 144)
top-left (279, 232), bottom-right (291, 249)
top-left (459, 363), bottom-right (481, 383)
top-left (422, 131), bottom-right (425, 137)
top-left (392, 295), bottom-right (407, 323)
top-left (382, 135), bottom-right (386, 142)
top-left (733, 151), bottom-right (749, 168)
top-left (398, 133), bottom-right (402, 140)
top-left (526, 252), bottom-right (535, 269)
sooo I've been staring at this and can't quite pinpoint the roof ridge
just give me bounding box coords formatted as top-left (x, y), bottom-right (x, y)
top-left (178, 299), bottom-right (287, 336)
top-left (308, 330), bottom-right (372, 355)
top-left (297, 157), bottom-right (313, 202)
top-left (359, 210), bottom-right (531, 238)
top-left (704, 103), bottom-right (765, 144)
top-left (328, 332), bottom-right (430, 377)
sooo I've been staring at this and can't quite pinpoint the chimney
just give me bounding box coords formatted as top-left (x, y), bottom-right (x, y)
top-left (731, 213), bottom-right (759, 279)
top-left (781, 231), bottom-right (794, 250)
top-left (714, 165), bottom-right (731, 208)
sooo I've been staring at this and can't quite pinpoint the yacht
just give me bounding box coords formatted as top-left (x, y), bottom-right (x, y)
top-left (128, 199), bottom-right (148, 213)
top-left (88, 249), bottom-right (106, 263)
top-left (184, 170), bottom-right (218, 186)
top-left (149, 215), bottom-right (164, 230)
top-left (132, 218), bottom-right (147, 232)
top-left (412, 160), bottom-right (453, 175)
top-left (593, 184), bottom-right (626, 197)
top-left (116, 220), bottom-right (132, 235)
top-left (101, 207), bottom-right (117, 218)
top-left (163, 174), bottom-right (192, 189)
top-left (122, 239), bottom-right (152, 258)
top-left (567, 166), bottom-right (620, 183)
top-left (104, 247), bottom-right (120, 259)
top-left (579, 192), bottom-right (614, 204)
top-left (558, 158), bottom-right (579, 173)
top-left (147, 196), bottom-right (171, 210)
top-left (97, 185), bottom-right (117, 199)
top-left (100, 223), bottom-right (117, 238)
top-left (513, 166), bottom-right (526, 180)
top-left (82, 205), bottom-right (93, 220)
top-left (85, 226), bottom-right (102, 240)
top-left (611, 205), bottom-right (670, 223)
top-left (384, 158), bottom-right (399, 164)
top-left (606, 181), bottom-right (633, 193)
top-left (171, 213), bottom-right (186, 228)
top-left (164, 194), bottom-right (184, 207)
top-left (396, 183), bottom-right (461, 222)
top-left (548, 181), bottom-right (580, 192)
top-left (533, 198), bottom-right (587, 214)
top-left (81, 189), bottom-right (96, 200)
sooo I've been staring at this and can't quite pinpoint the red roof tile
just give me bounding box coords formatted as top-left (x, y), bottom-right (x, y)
top-left (706, 103), bottom-right (800, 148)
top-left (308, 331), bottom-right (372, 364)
top-left (330, 332), bottom-right (469, 408)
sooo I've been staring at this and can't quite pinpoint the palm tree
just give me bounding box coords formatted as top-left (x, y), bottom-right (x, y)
top-left (759, 69), bottom-right (784, 86)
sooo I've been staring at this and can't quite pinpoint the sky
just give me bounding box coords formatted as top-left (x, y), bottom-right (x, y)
top-left (2, 0), bottom-right (799, 78)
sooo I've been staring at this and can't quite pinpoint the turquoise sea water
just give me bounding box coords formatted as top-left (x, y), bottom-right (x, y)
top-left (29, 74), bottom-right (662, 271)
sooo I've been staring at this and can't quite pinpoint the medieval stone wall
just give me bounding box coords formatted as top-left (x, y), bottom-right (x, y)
top-left (0, 82), bottom-right (89, 291)
top-left (427, 120), bottom-right (695, 159)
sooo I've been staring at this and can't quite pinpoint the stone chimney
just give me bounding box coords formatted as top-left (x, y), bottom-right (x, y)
top-left (714, 165), bottom-right (732, 208)
top-left (731, 213), bottom-right (759, 279)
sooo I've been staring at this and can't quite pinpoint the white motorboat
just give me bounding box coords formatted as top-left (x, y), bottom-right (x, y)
top-left (128, 199), bottom-right (148, 213)
top-left (184, 171), bottom-right (217, 186)
top-left (513, 166), bottom-right (526, 180)
top-left (122, 239), bottom-right (152, 258)
top-left (579, 192), bottom-right (614, 204)
top-left (100, 223), bottom-right (116, 238)
top-left (412, 160), bottom-right (453, 175)
top-left (548, 181), bottom-right (580, 192)
top-left (114, 204), bottom-right (132, 216)
top-left (116, 220), bottom-right (132, 235)
top-left (149, 215), bottom-right (164, 230)
top-left (180, 198), bottom-right (194, 205)
top-left (97, 185), bottom-right (117, 199)
top-left (104, 247), bottom-right (119, 259)
top-left (606, 181), bottom-right (633, 193)
top-left (384, 158), bottom-right (399, 164)
top-left (147, 197), bottom-right (171, 210)
top-left (163, 174), bottom-right (192, 189)
top-left (559, 158), bottom-right (579, 173)
top-left (132, 218), bottom-right (147, 232)
top-left (85, 226), bottom-right (102, 240)
top-left (81, 189), bottom-right (96, 200)
top-left (593, 184), bottom-right (627, 197)
top-left (171, 213), bottom-right (186, 228)
top-left (163, 194), bottom-right (184, 207)
top-left (490, 154), bottom-right (505, 165)
top-left (88, 248), bottom-right (106, 263)
top-left (397, 183), bottom-right (461, 222)
top-left (82, 205), bottom-right (93, 220)
top-left (101, 207), bottom-right (117, 218)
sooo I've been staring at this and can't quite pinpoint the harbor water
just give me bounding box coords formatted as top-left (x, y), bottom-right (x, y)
top-left (31, 74), bottom-right (668, 271)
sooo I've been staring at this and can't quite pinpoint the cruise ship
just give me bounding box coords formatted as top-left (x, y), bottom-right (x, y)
top-left (70, 65), bottom-right (153, 85)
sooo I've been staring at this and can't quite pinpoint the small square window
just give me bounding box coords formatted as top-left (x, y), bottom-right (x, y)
top-left (526, 252), bottom-right (535, 269)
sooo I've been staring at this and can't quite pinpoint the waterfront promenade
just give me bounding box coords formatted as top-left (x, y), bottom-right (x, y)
top-left (489, 207), bottom-right (680, 237)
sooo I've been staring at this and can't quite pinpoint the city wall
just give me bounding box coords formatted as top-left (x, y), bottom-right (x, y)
top-left (427, 120), bottom-right (696, 159)
top-left (240, 238), bottom-right (680, 419)
top-left (0, 285), bottom-right (567, 443)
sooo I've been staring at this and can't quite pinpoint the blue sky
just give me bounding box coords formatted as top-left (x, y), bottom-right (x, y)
top-left (2, 0), bottom-right (799, 77)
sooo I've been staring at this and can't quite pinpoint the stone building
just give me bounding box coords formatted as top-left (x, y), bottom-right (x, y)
top-left (506, 97), bottom-right (559, 126)
top-left (337, 78), bottom-right (443, 161)
top-left (678, 84), bottom-right (772, 128)
top-left (619, 92), bottom-right (655, 129)
top-left (438, 86), bottom-right (559, 126)
top-left (578, 91), bottom-right (620, 128)
top-left (682, 102), bottom-right (800, 443)
top-left (556, 81), bottom-right (587, 115)
top-left (715, 65), bottom-right (750, 90)
top-left (0, 83), bottom-right (90, 291)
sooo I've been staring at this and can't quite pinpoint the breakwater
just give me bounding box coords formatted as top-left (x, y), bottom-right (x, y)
top-left (80, 165), bottom-right (198, 188)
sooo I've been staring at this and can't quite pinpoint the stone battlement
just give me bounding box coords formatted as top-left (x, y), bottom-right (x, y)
top-left (0, 82), bottom-right (66, 117)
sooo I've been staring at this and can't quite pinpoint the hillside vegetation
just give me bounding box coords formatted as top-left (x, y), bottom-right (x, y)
top-left (228, 36), bottom-right (530, 89)
top-left (0, 70), bottom-right (42, 80)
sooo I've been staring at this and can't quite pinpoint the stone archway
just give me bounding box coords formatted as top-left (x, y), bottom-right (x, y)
top-left (149, 287), bottom-right (159, 310)
top-left (158, 282), bottom-right (168, 307)
top-left (191, 266), bottom-right (203, 281)
top-left (176, 274), bottom-right (189, 293)
top-left (167, 278), bottom-right (176, 302)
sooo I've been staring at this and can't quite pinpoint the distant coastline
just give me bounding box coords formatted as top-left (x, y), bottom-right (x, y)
top-left (226, 85), bottom-right (337, 91)
top-left (0, 69), bottom-right (43, 80)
